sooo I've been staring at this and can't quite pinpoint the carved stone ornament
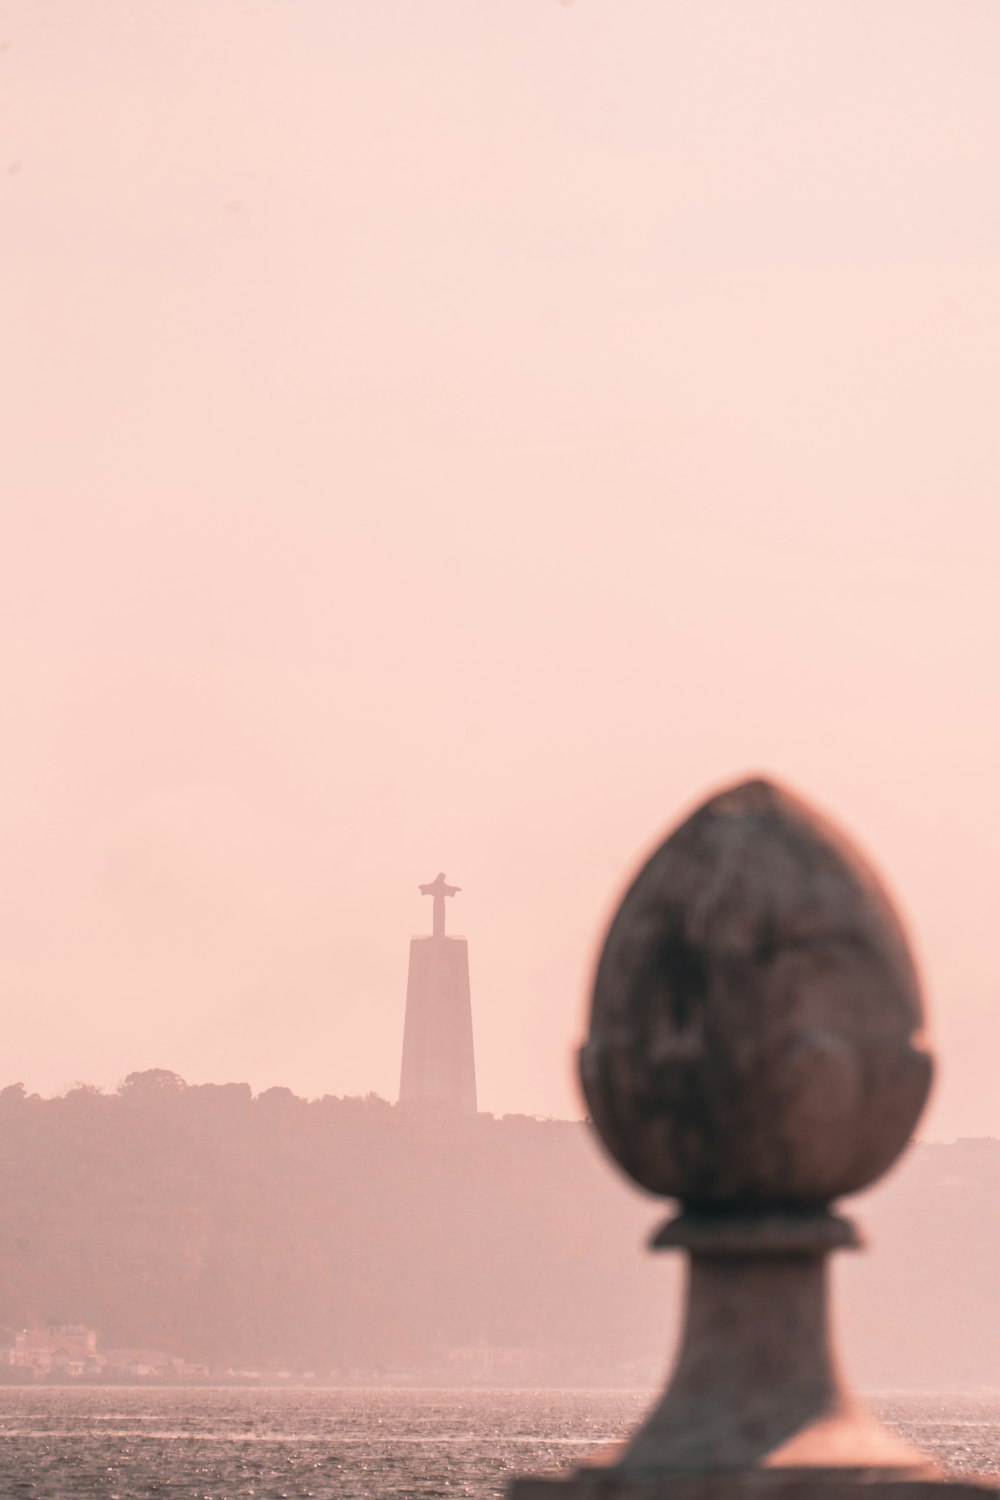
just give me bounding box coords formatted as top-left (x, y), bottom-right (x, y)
top-left (509, 778), bottom-right (997, 1500)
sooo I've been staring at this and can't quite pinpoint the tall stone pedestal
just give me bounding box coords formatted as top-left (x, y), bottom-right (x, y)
top-left (398, 934), bottom-right (476, 1113)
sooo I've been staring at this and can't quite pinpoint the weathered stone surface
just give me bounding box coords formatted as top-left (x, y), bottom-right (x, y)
top-left (580, 779), bottom-right (933, 1206)
top-left (608, 1220), bottom-right (925, 1474)
top-left (509, 778), bottom-right (992, 1500)
top-left (512, 1479), bottom-right (998, 1500)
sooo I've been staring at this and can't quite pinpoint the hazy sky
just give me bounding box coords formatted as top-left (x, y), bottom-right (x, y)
top-left (2, 1), bottom-right (999, 1136)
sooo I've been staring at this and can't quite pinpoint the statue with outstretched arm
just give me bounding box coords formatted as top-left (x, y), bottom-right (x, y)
top-left (419, 873), bottom-right (460, 938)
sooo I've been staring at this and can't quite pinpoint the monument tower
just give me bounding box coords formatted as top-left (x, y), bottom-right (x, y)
top-left (398, 873), bottom-right (477, 1113)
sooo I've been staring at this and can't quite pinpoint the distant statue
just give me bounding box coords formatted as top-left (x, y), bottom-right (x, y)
top-left (400, 874), bottom-right (477, 1114)
top-left (418, 873), bottom-right (460, 939)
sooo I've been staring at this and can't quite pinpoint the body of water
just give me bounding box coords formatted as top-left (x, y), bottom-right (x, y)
top-left (0, 1388), bottom-right (996, 1499)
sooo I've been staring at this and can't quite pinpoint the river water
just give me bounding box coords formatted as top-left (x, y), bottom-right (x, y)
top-left (0, 1388), bottom-right (996, 1499)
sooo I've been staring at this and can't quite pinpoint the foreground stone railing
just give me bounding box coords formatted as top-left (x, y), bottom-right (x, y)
top-left (511, 778), bottom-right (997, 1500)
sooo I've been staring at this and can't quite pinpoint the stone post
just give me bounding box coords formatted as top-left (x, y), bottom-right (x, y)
top-left (510, 778), bottom-right (997, 1500)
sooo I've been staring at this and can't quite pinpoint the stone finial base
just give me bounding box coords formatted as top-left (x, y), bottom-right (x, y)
top-left (510, 1475), bottom-right (1000, 1500)
top-left (586, 1213), bottom-right (924, 1476)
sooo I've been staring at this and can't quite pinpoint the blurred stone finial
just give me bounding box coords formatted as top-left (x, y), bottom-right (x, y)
top-left (510, 777), bottom-right (995, 1499)
top-left (582, 776), bottom-right (932, 1208)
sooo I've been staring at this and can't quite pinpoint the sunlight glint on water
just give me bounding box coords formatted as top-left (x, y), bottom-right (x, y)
top-left (0, 1389), bottom-right (995, 1499)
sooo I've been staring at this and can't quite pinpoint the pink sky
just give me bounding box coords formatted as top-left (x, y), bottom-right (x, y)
top-left (2, 1), bottom-right (999, 1135)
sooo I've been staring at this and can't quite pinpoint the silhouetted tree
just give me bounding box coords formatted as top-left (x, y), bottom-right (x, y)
top-left (119, 1069), bottom-right (187, 1095)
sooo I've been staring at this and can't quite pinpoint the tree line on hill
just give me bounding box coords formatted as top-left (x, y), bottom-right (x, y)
top-left (0, 1071), bottom-right (997, 1387)
top-left (0, 1070), bottom-right (666, 1380)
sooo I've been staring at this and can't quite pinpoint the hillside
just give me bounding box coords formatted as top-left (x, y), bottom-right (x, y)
top-left (0, 1071), bottom-right (995, 1387)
